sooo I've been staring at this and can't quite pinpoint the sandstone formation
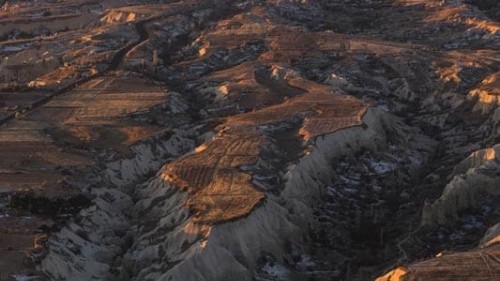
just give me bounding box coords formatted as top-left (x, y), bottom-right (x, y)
top-left (0, 0), bottom-right (498, 281)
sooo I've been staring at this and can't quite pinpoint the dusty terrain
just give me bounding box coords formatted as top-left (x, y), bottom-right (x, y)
top-left (0, 0), bottom-right (498, 280)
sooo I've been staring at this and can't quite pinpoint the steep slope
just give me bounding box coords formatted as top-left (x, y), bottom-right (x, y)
top-left (0, 0), bottom-right (498, 281)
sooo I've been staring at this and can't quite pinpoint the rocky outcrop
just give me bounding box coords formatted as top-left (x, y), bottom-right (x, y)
top-left (422, 144), bottom-right (500, 226)
top-left (377, 243), bottom-right (500, 281)
top-left (1, 0), bottom-right (499, 280)
top-left (481, 223), bottom-right (500, 248)
top-left (41, 128), bottom-right (196, 281)
top-left (40, 107), bottom-right (402, 281)
top-left (104, 109), bottom-right (394, 280)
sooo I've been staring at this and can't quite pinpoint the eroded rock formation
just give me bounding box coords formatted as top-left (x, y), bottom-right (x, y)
top-left (0, 0), bottom-right (498, 281)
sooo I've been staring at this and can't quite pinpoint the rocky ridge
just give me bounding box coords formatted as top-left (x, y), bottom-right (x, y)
top-left (0, 0), bottom-right (498, 280)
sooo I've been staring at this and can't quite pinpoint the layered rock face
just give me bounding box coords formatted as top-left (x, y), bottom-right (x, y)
top-left (0, 0), bottom-right (498, 281)
top-left (422, 145), bottom-right (500, 226)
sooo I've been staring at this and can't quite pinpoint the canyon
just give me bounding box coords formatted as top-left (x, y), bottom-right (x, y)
top-left (0, 0), bottom-right (498, 280)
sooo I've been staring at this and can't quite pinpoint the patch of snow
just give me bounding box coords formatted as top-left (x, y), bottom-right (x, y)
top-left (408, 155), bottom-right (421, 166)
top-left (326, 186), bottom-right (344, 198)
top-left (261, 262), bottom-right (290, 280)
top-left (378, 104), bottom-right (390, 112)
top-left (368, 160), bottom-right (395, 174)
top-left (339, 175), bottom-right (360, 185)
top-left (10, 274), bottom-right (40, 281)
top-left (296, 255), bottom-right (316, 271)
top-left (449, 231), bottom-right (465, 241)
top-left (343, 188), bottom-right (358, 194)
top-left (3, 45), bottom-right (30, 52)
top-left (481, 204), bottom-right (493, 215)
top-left (461, 215), bottom-right (483, 231)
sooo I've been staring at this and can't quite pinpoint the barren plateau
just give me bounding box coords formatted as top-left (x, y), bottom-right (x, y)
top-left (0, 0), bottom-right (499, 280)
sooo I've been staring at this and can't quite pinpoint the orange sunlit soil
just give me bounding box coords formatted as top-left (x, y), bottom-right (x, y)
top-left (0, 0), bottom-right (499, 280)
top-left (164, 70), bottom-right (367, 223)
top-left (379, 245), bottom-right (500, 281)
top-left (0, 71), bottom-right (168, 274)
top-left (164, 126), bottom-right (264, 224)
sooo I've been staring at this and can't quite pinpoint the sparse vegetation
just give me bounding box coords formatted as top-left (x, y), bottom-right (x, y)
top-left (0, 0), bottom-right (498, 280)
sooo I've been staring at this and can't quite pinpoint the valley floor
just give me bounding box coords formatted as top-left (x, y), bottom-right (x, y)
top-left (0, 0), bottom-right (498, 280)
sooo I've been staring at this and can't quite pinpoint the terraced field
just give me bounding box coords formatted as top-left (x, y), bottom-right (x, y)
top-left (0, 0), bottom-right (498, 281)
